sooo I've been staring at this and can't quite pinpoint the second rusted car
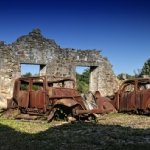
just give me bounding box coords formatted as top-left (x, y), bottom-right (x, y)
top-left (108, 78), bottom-right (150, 115)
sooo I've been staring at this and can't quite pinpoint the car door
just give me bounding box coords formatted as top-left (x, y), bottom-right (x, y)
top-left (17, 79), bottom-right (30, 108)
top-left (119, 82), bottom-right (135, 112)
top-left (135, 81), bottom-right (150, 111)
top-left (29, 78), bottom-right (46, 112)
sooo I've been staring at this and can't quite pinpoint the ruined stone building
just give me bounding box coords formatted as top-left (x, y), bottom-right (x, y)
top-left (0, 29), bottom-right (119, 108)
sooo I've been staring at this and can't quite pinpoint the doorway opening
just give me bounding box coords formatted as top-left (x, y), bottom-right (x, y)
top-left (76, 66), bottom-right (98, 93)
top-left (76, 66), bottom-right (90, 93)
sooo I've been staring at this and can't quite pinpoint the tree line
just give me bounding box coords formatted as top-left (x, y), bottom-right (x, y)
top-left (117, 58), bottom-right (150, 80)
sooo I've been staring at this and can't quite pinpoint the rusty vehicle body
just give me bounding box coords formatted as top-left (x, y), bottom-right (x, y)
top-left (109, 78), bottom-right (150, 115)
top-left (3, 75), bottom-right (116, 121)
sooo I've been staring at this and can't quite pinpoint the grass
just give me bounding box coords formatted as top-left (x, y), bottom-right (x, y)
top-left (0, 112), bottom-right (150, 150)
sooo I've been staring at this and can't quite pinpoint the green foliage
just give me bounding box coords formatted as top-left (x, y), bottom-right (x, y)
top-left (117, 69), bottom-right (142, 80)
top-left (22, 72), bottom-right (32, 77)
top-left (133, 69), bottom-right (141, 78)
top-left (76, 72), bottom-right (81, 82)
top-left (20, 84), bottom-right (28, 90)
top-left (117, 73), bottom-right (133, 80)
top-left (34, 73), bottom-right (40, 76)
top-left (77, 81), bottom-right (89, 93)
top-left (141, 58), bottom-right (150, 77)
top-left (32, 85), bottom-right (38, 91)
top-left (117, 74), bottom-right (122, 80)
top-left (80, 68), bottom-right (90, 84)
top-left (54, 107), bottom-right (67, 121)
top-left (76, 68), bottom-right (90, 93)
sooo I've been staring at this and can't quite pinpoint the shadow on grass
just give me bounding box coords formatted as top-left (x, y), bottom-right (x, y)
top-left (0, 119), bottom-right (150, 150)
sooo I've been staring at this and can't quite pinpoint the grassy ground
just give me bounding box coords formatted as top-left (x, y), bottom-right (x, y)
top-left (0, 112), bottom-right (150, 150)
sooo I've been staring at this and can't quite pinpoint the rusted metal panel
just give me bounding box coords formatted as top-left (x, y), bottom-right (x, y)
top-left (18, 91), bottom-right (29, 108)
top-left (126, 91), bottom-right (135, 111)
top-left (96, 97), bottom-right (116, 113)
top-left (136, 89), bottom-right (150, 110)
top-left (119, 91), bottom-right (135, 111)
top-left (135, 91), bottom-right (143, 109)
top-left (53, 99), bottom-right (80, 107)
top-left (29, 90), bottom-right (45, 108)
top-left (50, 88), bottom-right (80, 98)
top-left (119, 93), bottom-right (128, 111)
top-left (74, 96), bottom-right (86, 110)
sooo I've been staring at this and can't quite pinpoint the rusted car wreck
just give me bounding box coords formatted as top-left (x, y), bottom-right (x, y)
top-left (3, 75), bottom-right (116, 121)
top-left (108, 78), bottom-right (150, 115)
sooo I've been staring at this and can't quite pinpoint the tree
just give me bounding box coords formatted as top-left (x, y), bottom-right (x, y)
top-left (117, 68), bottom-right (143, 80)
top-left (22, 72), bottom-right (32, 77)
top-left (76, 81), bottom-right (89, 93)
top-left (80, 68), bottom-right (90, 84)
top-left (76, 72), bottom-right (81, 82)
top-left (140, 58), bottom-right (150, 77)
top-left (117, 73), bottom-right (133, 80)
top-left (133, 69), bottom-right (141, 78)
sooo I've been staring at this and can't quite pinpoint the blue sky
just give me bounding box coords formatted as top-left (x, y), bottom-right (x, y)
top-left (0, 0), bottom-right (150, 75)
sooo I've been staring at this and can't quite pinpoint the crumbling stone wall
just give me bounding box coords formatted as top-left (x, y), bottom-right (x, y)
top-left (0, 29), bottom-right (119, 108)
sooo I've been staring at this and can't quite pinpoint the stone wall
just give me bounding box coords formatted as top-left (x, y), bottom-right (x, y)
top-left (0, 29), bottom-right (119, 108)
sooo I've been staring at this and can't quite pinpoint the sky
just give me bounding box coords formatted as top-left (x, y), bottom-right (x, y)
top-left (0, 0), bottom-right (150, 76)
